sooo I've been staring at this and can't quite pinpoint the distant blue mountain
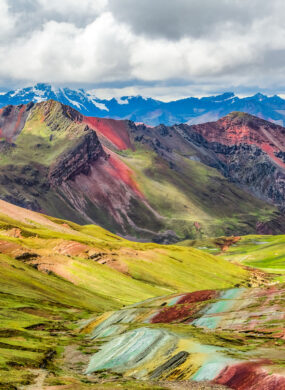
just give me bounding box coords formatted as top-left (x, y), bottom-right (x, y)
top-left (1, 83), bottom-right (285, 126)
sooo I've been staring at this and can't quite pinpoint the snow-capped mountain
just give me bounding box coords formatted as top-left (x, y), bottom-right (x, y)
top-left (1, 83), bottom-right (285, 126)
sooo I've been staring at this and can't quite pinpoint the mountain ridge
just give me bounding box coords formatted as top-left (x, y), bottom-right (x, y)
top-left (0, 99), bottom-right (284, 242)
top-left (2, 83), bottom-right (285, 126)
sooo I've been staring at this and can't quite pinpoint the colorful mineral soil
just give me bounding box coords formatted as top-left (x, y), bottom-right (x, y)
top-left (0, 100), bottom-right (284, 241)
top-left (84, 116), bottom-right (133, 150)
top-left (103, 151), bottom-right (143, 198)
top-left (0, 200), bottom-right (254, 388)
top-left (83, 284), bottom-right (285, 388)
top-left (215, 361), bottom-right (285, 390)
top-left (191, 112), bottom-right (285, 169)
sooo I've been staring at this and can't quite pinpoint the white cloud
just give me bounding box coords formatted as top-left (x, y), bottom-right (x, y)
top-left (0, 13), bottom-right (133, 83)
top-left (1, 0), bottom-right (285, 99)
top-left (0, 0), bottom-right (17, 38)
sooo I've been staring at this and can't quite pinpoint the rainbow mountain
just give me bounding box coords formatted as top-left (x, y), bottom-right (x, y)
top-left (0, 100), bottom-right (284, 243)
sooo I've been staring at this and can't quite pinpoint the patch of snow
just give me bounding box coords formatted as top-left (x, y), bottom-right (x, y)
top-left (10, 88), bottom-right (21, 97)
top-left (92, 101), bottom-right (109, 111)
top-left (87, 92), bottom-right (109, 111)
top-left (32, 87), bottom-right (46, 97)
top-left (116, 97), bottom-right (129, 105)
top-left (74, 89), bottom-right (86, 101)
top-left (61, 89), bottom-right (82, 109)
top-left (33, 96), bottom-right (46, 103)
top-left (66, 98), bottom-right (82, 109)
top-left (213, 95), bottom-right (235, 103)
top-left (51, 85), bottom-right (60, 96)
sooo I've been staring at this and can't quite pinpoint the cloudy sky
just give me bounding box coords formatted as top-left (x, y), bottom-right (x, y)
top-left (1, 0), bottom-right (285, 100)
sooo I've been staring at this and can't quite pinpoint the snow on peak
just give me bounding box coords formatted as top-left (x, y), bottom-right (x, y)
top-left (116, 97), bottom-right (129, 105)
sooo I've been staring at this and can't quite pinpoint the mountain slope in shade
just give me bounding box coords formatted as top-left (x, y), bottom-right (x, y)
top-left (2, 84), bottom-right (285, 126)
top-left (0, 100), bottom-right (284, 241)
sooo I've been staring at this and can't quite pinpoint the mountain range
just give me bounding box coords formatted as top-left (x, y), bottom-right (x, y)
top-left (0, 100), bottom-right (284, 242)
top-left (2, 83), bottom-right (285, 126)
top-left (0, 96), bottom-right (285, 389)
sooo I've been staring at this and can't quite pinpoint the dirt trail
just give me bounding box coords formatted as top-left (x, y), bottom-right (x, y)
top-left (22, 369), bottom-right (47, 390)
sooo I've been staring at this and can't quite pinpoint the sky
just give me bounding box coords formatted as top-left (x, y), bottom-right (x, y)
top-left (1, 0), bottom-right (285, 100)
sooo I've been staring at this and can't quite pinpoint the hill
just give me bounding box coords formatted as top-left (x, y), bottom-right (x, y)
top-left (0, 200), bottom-right (249, 388)
top-left (0, 100), bottom-right (284, 242)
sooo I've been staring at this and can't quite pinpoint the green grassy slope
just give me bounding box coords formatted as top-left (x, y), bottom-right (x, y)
top-left (178, 234), bottom-right (285, 283)
top-left (0, 101), bottom-right (87, 166)
top-left (220, 235), bottom-right (285, 283)
top-left (0, 200), bottom-right (249, 387)
top-left (119, 148), bottom-right (278, 239)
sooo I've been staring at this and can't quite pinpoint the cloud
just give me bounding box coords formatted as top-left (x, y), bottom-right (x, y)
top-left (8, 0), bottom-right (107, 27)
top-left (1, 0), bottom-right (285, 99)
top-left (0, 0), bottom-right (17, 39)
top-left (109, 0), bottom-right (270, 40)
top-left (0, 12), bottom-right (133, 83)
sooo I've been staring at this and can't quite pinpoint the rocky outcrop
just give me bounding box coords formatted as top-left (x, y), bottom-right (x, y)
top-left (131, 113), bottom-right (285, 210)
top-left (183, 115), bottom-right (285, 209)
top-left (48, 127), bottom-right (106, 186)
top-left (0, 102), bottom-right (34, 141)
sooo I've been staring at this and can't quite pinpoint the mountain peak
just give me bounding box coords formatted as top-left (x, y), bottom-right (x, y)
top-left (33, 82), bottom-right (52, 90)
top-left (215, 92), bottom-right (235, 100)
top-left (252, 92), bottom-right (267, 101)
top-left (1, 86), bottom-right (285, 127)
top-left (220, 111), bottom-right (283, 130)
top-left (225, 111), bottom-right (253, 119)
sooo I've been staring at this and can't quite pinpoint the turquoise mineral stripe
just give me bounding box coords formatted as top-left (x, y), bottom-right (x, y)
top-left (192, 356), bottom-right (237, 381)
top-left (86, 327), bottom-right (177, 374)
top-left (192, 288), bottom-right (245, 329)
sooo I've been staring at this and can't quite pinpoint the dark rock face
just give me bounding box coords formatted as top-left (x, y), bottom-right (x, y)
top-left (0, 103), bottom-right (34, 141)
top-left (152, 230), bottom-right (179, 245)
top-left (61, 103), bottom-right (83, 122)
top-left (48, 128), bottom-right (105, 186)
top-left (221, 146), bottom-right (285, 207)
top-left (275, 151), bottom-right (285, 163)
top-left (2, 194), bottom-right (42, 212)
top-left (0, 164), bottom-right (49, 212)
top-left (129, 114), bottom-right (285, 210)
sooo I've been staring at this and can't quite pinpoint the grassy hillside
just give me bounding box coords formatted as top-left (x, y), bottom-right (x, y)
top-left (0, 100), bottom-right (283, 242)
top-left (179, 234), bottom-right (285, 283)
top-left (220, 235), bottom-right (285, 283)
top-left (119, 147), bottom-right (277, 238)
top-left (0, 200), bottom-right (249, 388)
